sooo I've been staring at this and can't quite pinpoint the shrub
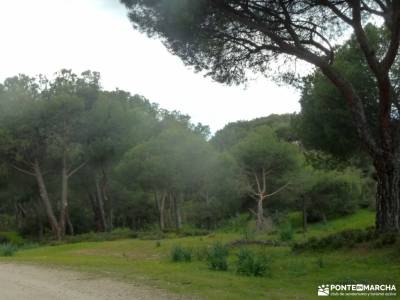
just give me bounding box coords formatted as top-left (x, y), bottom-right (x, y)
top-left (207, 242), bottom-right (229, 271)
top-left (236, 248), bottom-right (271, 277)
top-left (171, 245), bottom-right (192, 262)
top-left (65, 228), bottom-right (137, 244)
top-left (219, 214), bottom-right (250, 233)
top-left (138, 230), bottom-right (165, 240)
top-left (279, 222), bottom-right (294, 241)
top-left (0, 231), bottom-right (25, 246)
top-left (0, 243), bottom-right (18, 256)
top-left (0, 214), bottom-right (15, 231)
top-left (305, 170), bottom-right (362, 222)
top-left (292, 228), bottom-right (382, 251)
top-left (178, 226), bottom-right (210, 237)
top-left (373, 233), bottom-right (398, 248)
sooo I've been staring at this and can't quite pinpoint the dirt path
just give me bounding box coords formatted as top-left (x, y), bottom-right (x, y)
top-left (0, 263), bottom-right (185, 300)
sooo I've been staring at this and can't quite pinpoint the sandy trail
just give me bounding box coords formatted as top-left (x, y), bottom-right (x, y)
top-left (0, 263), bottom-right (184, 300)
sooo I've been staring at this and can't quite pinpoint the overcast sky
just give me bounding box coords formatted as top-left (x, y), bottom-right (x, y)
top-left (0, 0), bottom-right (301, 132)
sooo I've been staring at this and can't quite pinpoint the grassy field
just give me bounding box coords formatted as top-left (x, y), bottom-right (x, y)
top-left (1, 209), bottom-right (399, 300)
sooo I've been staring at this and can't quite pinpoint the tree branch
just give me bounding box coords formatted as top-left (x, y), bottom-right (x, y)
top-left (68, 161), bottom-right (87, 178)
top-left (266, 182), bottom-right (290, 197)
top-left (11, 164), bottom-right (35, 176)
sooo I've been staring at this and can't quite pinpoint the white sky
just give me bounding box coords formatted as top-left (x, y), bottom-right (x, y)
top-left (0, 0), bottom-right (301, 132)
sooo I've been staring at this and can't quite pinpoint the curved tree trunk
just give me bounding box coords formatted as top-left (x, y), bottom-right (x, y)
top-left (33, 159), bottom-right (61, 240)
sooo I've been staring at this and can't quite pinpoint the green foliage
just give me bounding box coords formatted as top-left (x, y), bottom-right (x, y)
top-left (0, 231), bottom-right (25, 246)
top-left (170, 245), bottom-right (192, 262)
top-left (236, 248), bottom-right (271, 277)
top-left (296, 25), bottom-right (395, 160)
top-left (212, 114), bottom-right (295, 151)
top-left (372, 233), bottom-right (398, 248)
top-left (303, 169), bottom-right (364, 222)
top-left (292, 228), bottom-right (382, 251)
top-left (219, 214), bottom-right (250, 233)
top-left (279, 222), bottom-right (294, 242)
top-left (0, 214), bottom-right (15, 231)
top-left (65, 228), bottom-right (137, 244)
top-left (207, 242), bottom-right (229, 271)
top-left (0, 243), bottom-right (18, 256)
top-left (178, 226), bottom-right (210, 237)
top-left (138, 230), bottom-right (165, 240)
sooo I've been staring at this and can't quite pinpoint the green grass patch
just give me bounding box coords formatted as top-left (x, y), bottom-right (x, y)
top-left (1, 210), bottom-right (397, 299)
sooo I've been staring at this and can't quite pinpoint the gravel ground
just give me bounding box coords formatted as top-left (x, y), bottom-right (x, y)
top-left (0, 263), bottom-right (184, 300)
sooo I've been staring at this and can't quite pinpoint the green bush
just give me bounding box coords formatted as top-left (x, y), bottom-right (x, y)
top-left (0, 243), bottom-right (18, 256)
top-left (279, 222), bottom-right (294, 241)
top-left (171, 245), bottom-right (192, 262)
top-left (178, 226), bottom-right (210, 237)
top-left (0, 231), bottom-right (25, 246)
top-left (219, 214), bottom-right (250, 233)
top-left (65, 228), bottom-right (137, 244)
top-left (292, 228), bottom-right (381, 251)
top-left (236, 248), bottom-right (271, 277)
top-left (138, 230), bottom-right (165, 240)
top-left (0, 214), bottom-right (16, 231)
top-left (207, 242), bottom-right (229, 271)
top-left (373, 233), bottom-right (398, 248)
top-left (305, 170), bottom-right (363, 222)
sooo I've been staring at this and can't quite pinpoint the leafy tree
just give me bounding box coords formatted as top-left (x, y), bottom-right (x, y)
top-left (296, 25), bottom-right (393, 161)
top-left (121, 0), bottom-right (400, 232)
top-left (212, 114), bottom-right (295, 152)
top-left (232, 127), bottom-right (301, 230)
top-left (117, 123), bottom-right (214, 230)
top-left (0, 75), bottom-right (62, 239)
top-left (83, 90), bottom-right (158, 231)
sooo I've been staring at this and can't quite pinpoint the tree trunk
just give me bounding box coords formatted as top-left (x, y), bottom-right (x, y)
top-left (256, 196), bottom-right (264, 231)
top-left (173, 193), bottom-right (182, 230)
top-left (59, 163), bottom-right (69, 237)
top-left (34, 203), bottom-right (44, 241)
top-left (66, 210), bottom-right (74, 235)
top-left (33, 159), bottom-right (61, 240)
top-left (155, 191), bottom-right (166, 231)
top-left (100, 168), bottom-right (113, 231)
top-left (95, 176), bottom-right (107, 232)
top-left (374, 159), bottom-right (400, 232)
top-left (89, 192), bottom-right (105, 232)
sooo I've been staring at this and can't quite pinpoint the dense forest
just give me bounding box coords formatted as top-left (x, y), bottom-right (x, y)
top-left (0, 63), bottom-right (374, 241)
